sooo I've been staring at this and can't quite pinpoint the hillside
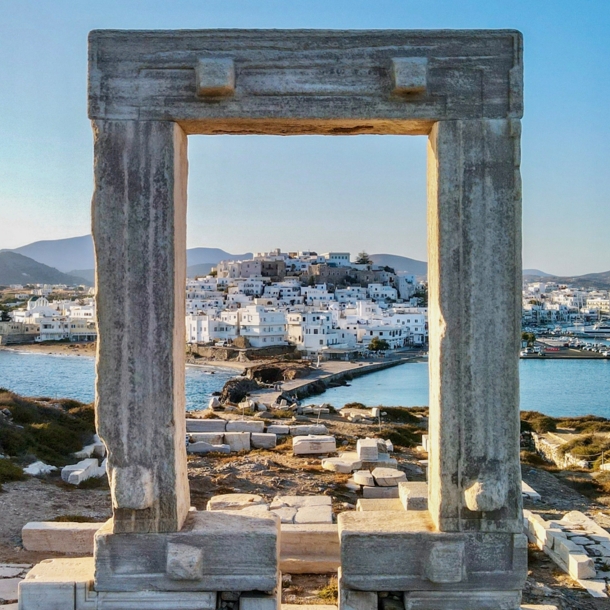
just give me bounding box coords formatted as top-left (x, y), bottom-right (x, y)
top-left (7, 236), bottom-right (251, 280)
top-left (369, 253), bottom-right (427, 276)
top-left (534, 270), bottom-right (610, 290)
top-left (0, 252), bottom-right (91, 286)
top-left (523, 268), bottom-right (552, 277)
top-left (7, 235), bottom-right (94, 273)
top-left (187, 248), bottom-right (252, 267)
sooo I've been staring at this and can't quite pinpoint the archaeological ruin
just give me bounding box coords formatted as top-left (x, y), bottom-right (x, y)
top-left (19, 29), bottom-right (526, 609)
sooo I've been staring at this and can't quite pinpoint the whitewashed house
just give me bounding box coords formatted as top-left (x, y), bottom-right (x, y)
top-left (238, 305), bottom-right (287, 347)
top-left (367, 284), bottom-right (398, 302)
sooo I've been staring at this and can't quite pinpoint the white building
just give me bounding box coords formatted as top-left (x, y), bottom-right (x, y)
top-left (186, 314), bottom-right (238, 344)
top-left (368, 284), bottom-right (398, 302)
top-left (335, 287), bottom-right (368, 304)
top-left (397, 274), bottom-right (417, 300)
top-left (322, 252), bottom-right (351, 266)
top-left (238, 305), bottom-right (287, 348)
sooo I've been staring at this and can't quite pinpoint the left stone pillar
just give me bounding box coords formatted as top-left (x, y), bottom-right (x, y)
top-left (92, 120), bottom-right (189, 534)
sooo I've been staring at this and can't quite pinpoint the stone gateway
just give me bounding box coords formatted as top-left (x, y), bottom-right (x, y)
top-left (19, 29), bottom-right (525, 610)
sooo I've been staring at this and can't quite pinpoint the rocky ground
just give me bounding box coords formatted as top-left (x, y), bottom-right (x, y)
top-left (1, 409), bottom-right (610, 607)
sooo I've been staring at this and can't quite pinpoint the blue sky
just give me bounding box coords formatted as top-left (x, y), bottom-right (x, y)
top-left (0, 1), bottom-right (608, 275)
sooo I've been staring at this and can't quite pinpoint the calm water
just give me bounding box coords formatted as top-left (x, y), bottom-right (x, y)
top-left (0, 350), bottom-right (236, 411)
top-left (323, 359), bottom-right (610, 418)
top-left (1, 350), bottom-right (609, 418)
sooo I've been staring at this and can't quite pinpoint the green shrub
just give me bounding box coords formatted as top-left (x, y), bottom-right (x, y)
top-left (0, 457), bottom-right (26, 490)
top-left (521, 411), bottom-right (557, 434)
top-left (380, 424), bottom-right (419, 448)
top-left (0, 390), bottom-right (95, 466)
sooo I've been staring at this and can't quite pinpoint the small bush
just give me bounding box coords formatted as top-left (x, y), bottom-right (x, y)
top-left (521, 411), bottom-right (557, 434)
top-left (381, 424), bottom-right (420, 448)
top-left (344, 402), bottom-right (366, 409)
top-left (51, 514), bottom-right (99, 523)
top-left (381, 407), bottom-right (421, 425)
top-left (0, 457), bottom-right (26, 490)
top-left (317, 576), bottom-right (338, 603)
top-left (0, 390), bottom-right (95, 466)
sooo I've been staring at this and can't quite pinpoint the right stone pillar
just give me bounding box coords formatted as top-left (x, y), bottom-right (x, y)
top-left (427, 118), bottom-right (523, 534)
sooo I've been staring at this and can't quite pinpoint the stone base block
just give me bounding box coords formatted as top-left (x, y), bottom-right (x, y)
top-left (356, 499), bottom-right (403, 512)
top-left (338, 510), bottom-right (527, 592)
top-left (22, 521), bottom-right (103, 554)
top-left (404, 590), bottom-right (522, 609)
top-left (280, 524), bottom-right (339, 574)
top-left (94, 510), bottom-right (279, 592)
top-left (18, 557), bottom-right (218, 609)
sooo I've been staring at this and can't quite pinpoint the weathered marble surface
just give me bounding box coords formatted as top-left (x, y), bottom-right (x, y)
top-left (94, 512), bottom-right (279, 592)
top-left (338, 511), bottom-right (527, 593)
top-left (92, 119), bottom-right (190, 534)
top-left (88, 30), bottom-right (522, 134)
top-left (427, 118), bottom-right (523, 534)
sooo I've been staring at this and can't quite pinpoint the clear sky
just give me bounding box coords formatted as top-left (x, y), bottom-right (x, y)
top-left (0, 1), bottom-right (608, 276)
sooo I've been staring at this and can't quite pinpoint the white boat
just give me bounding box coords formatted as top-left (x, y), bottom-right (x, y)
top-left (582, 322), bottom-right (610, 336)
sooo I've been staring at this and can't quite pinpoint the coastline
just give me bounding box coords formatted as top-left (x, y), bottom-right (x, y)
top-left (249, 356), bottom-right (426, 404)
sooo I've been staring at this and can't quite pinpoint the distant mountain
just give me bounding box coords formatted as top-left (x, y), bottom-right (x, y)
top-left (369, 254), bottom-right (427, 276)
top-left (6, 235), bottom-right (250, 277)
top-left (539, 270), bottom-right (610, 290)
top-left (68, 269), bottom-right (96, 284)
top-left (187, 263), bottom-right (215, 278)
top-left (523, 268), bottom-right (552, 277)
top-left (6, 235), bottom-right (94, 273)
top-left (0, 252), bottom-right (91, 286)
top-left (187, 248), bottom-right (251, 267)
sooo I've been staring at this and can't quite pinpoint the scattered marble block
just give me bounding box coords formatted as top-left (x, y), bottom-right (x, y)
top-left (290, 425), bottom-right (329, 436)
top-left (372, 467), bottom-right (407, 487)
top-left (186, 418), bottom-right (227, 432)
top-left (522, 481), bottom-right (541, 502)
top-left (251, 433), bottom-right (277, 449)
top-left (322, 457), bottom-right (361, 474)
top-left (207, 494), bottom-right (267, 511)
top-left (293, 435), bottom-right (336, 455)
top-left (420, 434), bottom-right (429, 452)
top-left (225, 431), bottom-right (252, 452)
top-left (362, 486), bottom-right (399, 499)
top-left (266, 425), bottom-right (290, 435)
top-left (226, 420), bottom-right (266, 433)
top-left (357, 438), bottom-right (379, 462)
top-left (271, 496), bottom-right (332, 524)
top-left (23, 461), bottom-right (57, 476)
top-left (398, 481), bottom-right (428, 511)
top-left (356, 498), bottom-right (403, 512)
top-left (189, 432), bottom-right (224, 445)
top-left (272, 507), bottom-right (298, 524)
top-left (74, 439), bottom-right (106, 460)
top-left (188, 441), bottom-right (231, 454)
top-left (22, 521), bottom-right (102, 554)
top-left (280, 524), bottom-right (340, 574)
top-left (61, 458), bottom-right (100, 485)
top-left (94, 511), bottom-right (279, 592)
top-left (339, 511), bottom-right (527, 593)
top-left (345, 479), bottom-right (361, 491)
top-left (18, 556), bottom-right (218, 610)
top-left (294, 505), bottom-right (333, 525)
top-left (338, 452), bottom-right (398, 470)
top-left (217, 505), bottom-right (271, 518)
top-left (352, 470), bottom-right (375, 487)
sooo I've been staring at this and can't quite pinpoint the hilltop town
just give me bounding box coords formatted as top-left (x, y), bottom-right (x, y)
top-left (0, 249), bottom-right (429, 354)
top-left (1, 249), bottom-right (610, 354)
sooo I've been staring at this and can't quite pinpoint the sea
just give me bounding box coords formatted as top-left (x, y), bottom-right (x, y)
top-left (1, 348), bottom-right (609, 418)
